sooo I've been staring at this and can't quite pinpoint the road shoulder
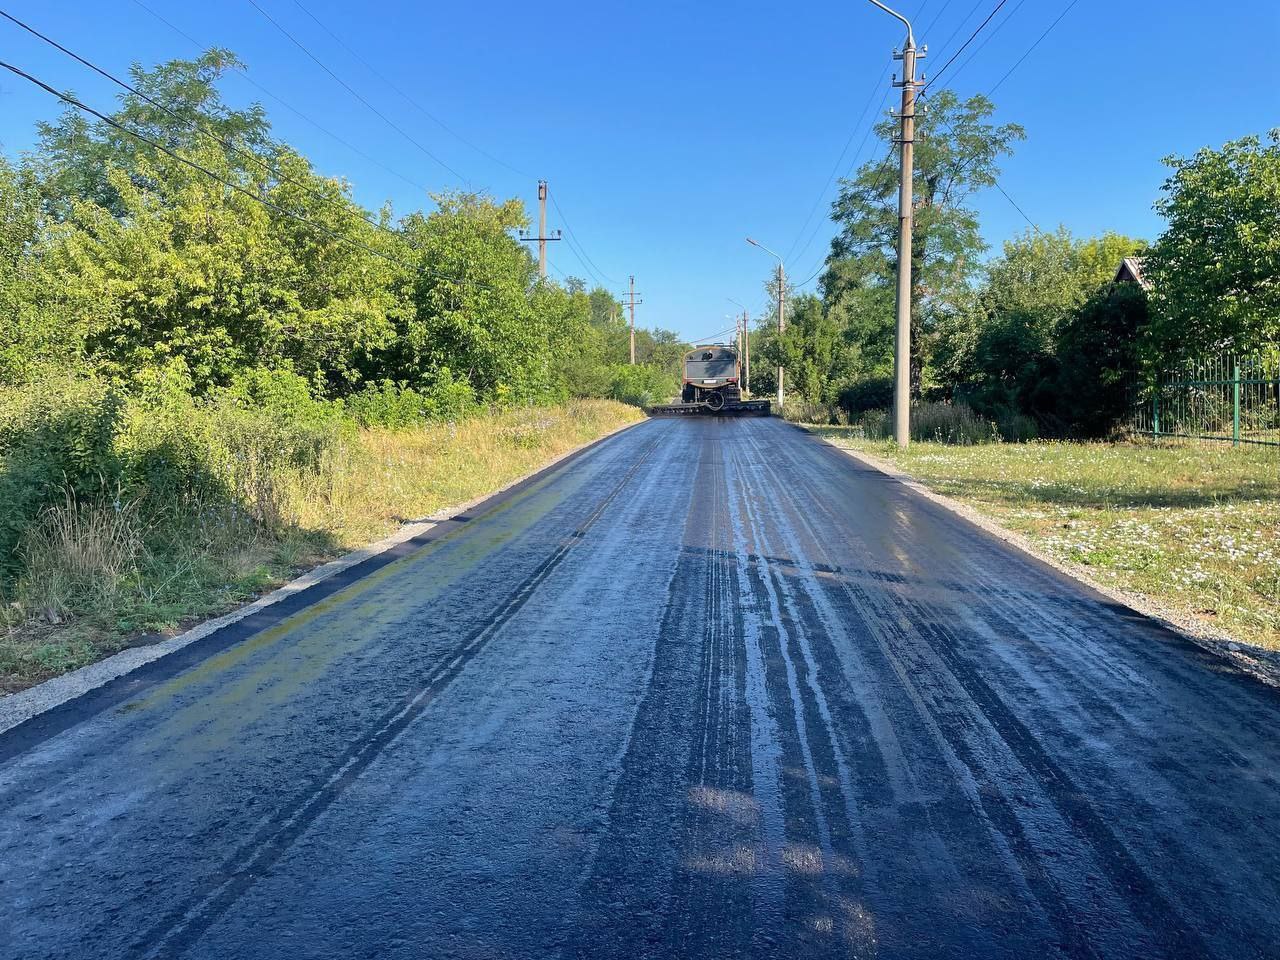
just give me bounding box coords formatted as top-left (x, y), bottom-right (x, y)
top-left (795, 423), bottom-right (1280, 688)
top-left (0, 418), bottom-right (645, 739)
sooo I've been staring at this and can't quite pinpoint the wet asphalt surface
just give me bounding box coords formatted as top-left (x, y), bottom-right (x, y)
top-left (3, 416), bottom-right (1280, 959)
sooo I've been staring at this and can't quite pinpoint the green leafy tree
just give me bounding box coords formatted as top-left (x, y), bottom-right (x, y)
top-left (763, 293), bottom-right (852, 404)
top-left (826, 89), bottom-right (1025, 391)
top-left (939, 228), bottom-right (1144, 416)
top-left (35, 49), bottom-right (270, 219)
top-left (1144, 130), bottom-right (1280, 360)
top-left (1054, 283), bottom-right (1150, 436)
top-left (0, 158), bottom-right (62, 383)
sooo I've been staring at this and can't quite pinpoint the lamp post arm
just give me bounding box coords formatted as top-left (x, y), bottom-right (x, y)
top-left (866, 0), bottom-right (914, 47)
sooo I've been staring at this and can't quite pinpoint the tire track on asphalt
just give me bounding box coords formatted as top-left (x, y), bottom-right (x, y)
top-left (135, 433), bottom-right (664, 959)
top-left (727, 431), bottom-right (876, 957)
top-left (752, 422), bottom-right (1084, 956)
top-left (778, 421), bottom-right (1214, 957)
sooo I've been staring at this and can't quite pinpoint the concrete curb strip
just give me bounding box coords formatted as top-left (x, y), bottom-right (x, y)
top-left (0, 417), bottom-right (643, 735)
top-left (801, 426), bottom-right (1280, 688)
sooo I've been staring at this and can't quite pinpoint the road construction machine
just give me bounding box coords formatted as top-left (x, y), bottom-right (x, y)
top-left (647, 344), bottom-right (771, 416)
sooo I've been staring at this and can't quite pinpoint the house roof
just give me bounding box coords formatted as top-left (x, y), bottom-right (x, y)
top-left (1114, 256), bottom-right (1151, 290)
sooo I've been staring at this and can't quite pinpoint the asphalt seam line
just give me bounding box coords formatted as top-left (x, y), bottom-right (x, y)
top-left (0, 416), bottom-right (644, 735)
top-left (797, 425), bottom-right (1280, 689)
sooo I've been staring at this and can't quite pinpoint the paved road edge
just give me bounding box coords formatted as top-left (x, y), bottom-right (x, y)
top-left (0, 417), bottom-right (646, 737)
top-left (796, 424), bottom-right (1280, 688)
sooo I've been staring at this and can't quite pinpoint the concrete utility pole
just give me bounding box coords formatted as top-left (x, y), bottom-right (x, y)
top-left (518, 179), bottom-right (562, 279)
top-left (728, 298), bottom-right (751, 397)
top-left (622, 277), bottom-right (643, 364)
top-left (868, 0), bottom-right (923, 449)
top-left (746, 237), bottom-right (785, 410)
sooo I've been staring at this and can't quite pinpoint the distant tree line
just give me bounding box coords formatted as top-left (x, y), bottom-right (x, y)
top-left (751, 90), bottom-right (1279, 439)
top-left (0, 49), bottom-right (683, 411)
top-left (0, 50), bottom-right (688, 582)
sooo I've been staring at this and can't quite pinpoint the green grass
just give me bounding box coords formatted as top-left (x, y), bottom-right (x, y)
top-left (810, 429), bottom-right (1280, 650)
top-left (0, 400), bottom-right (642, 693)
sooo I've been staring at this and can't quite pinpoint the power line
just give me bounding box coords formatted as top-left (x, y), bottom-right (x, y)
top-left (788, 84), bottom-right (896, 270)
top-left (943, 0), bottom-right (1029, 89)
top-left (994, 181), bottom-right (1038, 230)
top-left (548, 193), bottom-right (618, 286)
top-left (128, 0), bottom-right (436, 198)
top-left (923, 0), bottom-right (1008, 91)
top-left (919, 0), bottom-right (959, 38)
top-left (285, 0), bottom-right (532, 181)
top-left (927, 0), bottom-right (987, 69)
top-left (0, 58), bottom-right (496, 288)
top-left (784, 64), bottom-right (891, 266)
top-left (243, 0), bottom-right (468, 183)
top-left (0, 8), bottom-right (405, 242)
top-left (989, 0), bottom-right (1081, 94)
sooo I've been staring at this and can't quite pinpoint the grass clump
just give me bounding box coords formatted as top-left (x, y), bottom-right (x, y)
top-left (0, 379), bottom-right (640, 692)
top-left (813, 429), bottom-right (1280, 649)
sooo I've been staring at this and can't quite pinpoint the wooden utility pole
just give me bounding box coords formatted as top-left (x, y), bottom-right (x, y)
top-left (518, 179), bottom-right (561, 279)
top-left (622, 277), bottom-right (643, 364)
top-left (742, 311), bottom-right (750, 396)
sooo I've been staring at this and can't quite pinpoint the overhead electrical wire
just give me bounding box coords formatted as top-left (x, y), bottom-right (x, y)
top-left (128, 0), bottom-right (435, 198)
top-left (923, 0), bottom-right (1008, 91)
top-left (988, 0), bottom-right (1081, 94)
top-left (942, 0), bottom-right (1029, 89)
top-left (0, 9), bottom-right (407, 243)
top-left (286, 0), bottom-right (532, 181)
top-left (0, 58), bottom-right (502, 289)
top-left (128, 0), bottom-right (622, 299)
top-left (782, 65), bottom-right (891, 265)
top-left (243, 0), bottom-right (468, 183)
top-left (549, 193), bottom-right (618, 287)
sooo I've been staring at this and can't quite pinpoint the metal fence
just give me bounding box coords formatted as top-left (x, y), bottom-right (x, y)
top-left (1129, 353), bottom-right (1280, 448)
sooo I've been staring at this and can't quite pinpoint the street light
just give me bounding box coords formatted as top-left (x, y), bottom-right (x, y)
top-left (867, 0), bottom-right (919, 448)
top-left (745, 238), bottom-right (785, 410)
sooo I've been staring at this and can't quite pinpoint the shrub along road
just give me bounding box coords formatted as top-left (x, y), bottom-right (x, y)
top-left (2, 417), bottom-right (1279, 958)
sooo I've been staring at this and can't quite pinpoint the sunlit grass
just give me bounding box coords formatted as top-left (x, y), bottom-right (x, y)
top-left (1, 400), bottom-right (641, 692)
top-left (812, 429), bottom-right (1280, 649)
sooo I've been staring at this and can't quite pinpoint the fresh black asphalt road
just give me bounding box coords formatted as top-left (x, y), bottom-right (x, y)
top-left (3, 416), bottom-right (1279, 959)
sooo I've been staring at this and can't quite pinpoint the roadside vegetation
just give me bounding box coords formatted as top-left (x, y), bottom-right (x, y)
top-left (1, 397), bottom-right (639, 692)
top-left (0, 51), bottom-right (670, 691)
top-left (749, 97), bottom-right (1277, 438)
top-left (815, 432), bottom-right (1280, 650)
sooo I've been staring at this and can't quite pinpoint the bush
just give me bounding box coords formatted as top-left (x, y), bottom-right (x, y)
top-left (839, 376), bottom-right (894, 416)
top-left (0, 375), bottom-right (126, 579)
top-left (1054, 283), bottom-right (1148, 437)
top-left (607, 364), bottom-right (676, 408)
top-left (783, 399), bottom-right (844, 425)
top-left (855, 401), bottom-right (1002, 445)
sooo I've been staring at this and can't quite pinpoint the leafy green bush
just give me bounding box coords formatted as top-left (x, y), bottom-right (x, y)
top-left (0, 376), bottom-right (126, 578)
top-left (347, 381), bottom-right (433, 428)
top-left (607, 364), bottom-right (676, 408)
top-left (856, 402), bottom-right (1001, 445)
top-left (839, 377), bottom-right (894, 417)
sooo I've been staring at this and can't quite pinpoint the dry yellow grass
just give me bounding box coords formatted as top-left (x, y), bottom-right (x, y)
top-left (1, 400), bottom-right (641, 692)
top-left (292, 399), bottom-right (642, 547)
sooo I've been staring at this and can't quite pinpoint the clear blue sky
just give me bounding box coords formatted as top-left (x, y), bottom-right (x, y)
top-left (2, 0), bottom-right (1277, 342)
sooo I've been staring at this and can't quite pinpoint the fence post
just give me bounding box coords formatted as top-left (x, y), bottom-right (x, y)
top-left (1232, 362), bottom-right (1241, 446)
top-left (1153, 384), bottom-right (1160, 440)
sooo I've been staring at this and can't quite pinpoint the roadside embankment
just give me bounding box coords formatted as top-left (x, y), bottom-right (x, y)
top-left (809, 429), bottom-right (1280, 651)
top-left (0, 399), bottom-right (641, 693)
